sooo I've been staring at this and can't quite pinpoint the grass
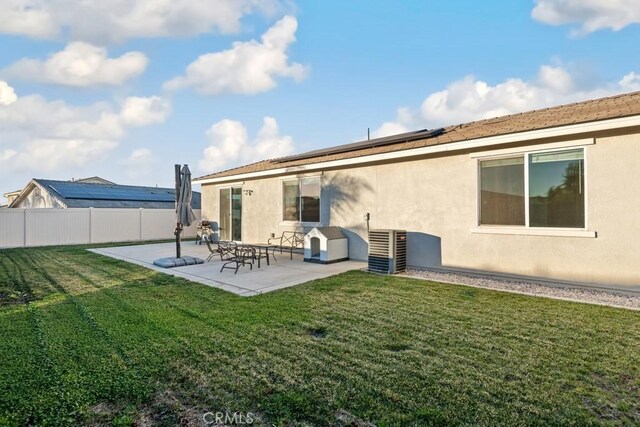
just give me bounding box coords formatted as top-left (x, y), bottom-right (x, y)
top-left (0, 245), bottom-right (639, 426)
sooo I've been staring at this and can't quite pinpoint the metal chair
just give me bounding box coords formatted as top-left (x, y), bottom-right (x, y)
top-left (267, 231), bottom-right (305, 260)
top-left (204, 240), bottom-right (236, 262)
top-left (220, 245), bottom-right (255, 274)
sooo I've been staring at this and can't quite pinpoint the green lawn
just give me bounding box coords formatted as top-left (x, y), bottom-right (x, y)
top-left (0, 245), bottom-right (639, 426)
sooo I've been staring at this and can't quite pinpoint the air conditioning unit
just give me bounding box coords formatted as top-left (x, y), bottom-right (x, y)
top-left (368, 229), bottom-right (407, 274)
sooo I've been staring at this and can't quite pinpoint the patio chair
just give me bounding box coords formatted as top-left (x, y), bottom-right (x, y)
top-left (218, 241), bottom-right (237, 261)
top-left (205, 239), bottom-right (216, 262)
top-left (204, 240), bottom-right (236, 262)
top-left (220, 245), bottom-right (255, 274)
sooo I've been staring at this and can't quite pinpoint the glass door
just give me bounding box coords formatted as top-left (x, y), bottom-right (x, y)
top-left (231, 188), bottom-right (242, 241)
top-left (219, 188), bottom-right (242, 241)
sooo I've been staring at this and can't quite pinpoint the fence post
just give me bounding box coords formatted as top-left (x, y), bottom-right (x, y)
top-left (89, 208), bottom-right (93, 244)
top-left (139, 208), bottom-right (143, 241)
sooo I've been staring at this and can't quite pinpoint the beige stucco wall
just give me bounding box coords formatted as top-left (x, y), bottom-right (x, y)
top-left (200, 131), bottom-right (640, 289)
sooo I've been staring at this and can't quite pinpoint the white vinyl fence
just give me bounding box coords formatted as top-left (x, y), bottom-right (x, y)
top-left (0, 208), bottom-right (201, 249)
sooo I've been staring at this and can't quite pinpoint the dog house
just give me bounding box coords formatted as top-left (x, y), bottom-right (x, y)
top-left (304, 226), bottom-right (349, 264)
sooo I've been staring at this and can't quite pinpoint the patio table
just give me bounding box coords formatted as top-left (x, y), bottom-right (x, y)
top-left (244, 243), bottom-right (279, 268)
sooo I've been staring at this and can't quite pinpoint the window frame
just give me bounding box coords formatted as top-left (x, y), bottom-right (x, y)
top-left (475, 145), bottom-right (590, 232)
top-left (280, 175), bottom-right (322, 226)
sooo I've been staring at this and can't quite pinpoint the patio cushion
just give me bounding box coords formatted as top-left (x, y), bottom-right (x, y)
top-left (153, 256), bottom-right (204, 268)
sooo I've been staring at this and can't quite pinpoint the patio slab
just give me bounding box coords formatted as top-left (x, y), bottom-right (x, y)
top-left (89, 242), bottom-right (366, 296)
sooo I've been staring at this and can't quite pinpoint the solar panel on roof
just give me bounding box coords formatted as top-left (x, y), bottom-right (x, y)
top-left (273, 128), bottom-right (445, 163)
top-left (48, 182), bottom-right (176, 202)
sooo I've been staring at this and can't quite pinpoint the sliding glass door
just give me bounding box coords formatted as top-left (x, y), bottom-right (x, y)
top-left (219, 188), bottom-right (242, 241)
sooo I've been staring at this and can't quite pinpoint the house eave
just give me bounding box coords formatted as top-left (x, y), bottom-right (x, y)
top-left (193, 114), bottom-right (640, 185)
top-left (8, 180), bottom-right (68, 208)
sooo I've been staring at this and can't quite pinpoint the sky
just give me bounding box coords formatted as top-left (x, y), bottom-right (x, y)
top-left (1, 0), bottom-right (640, 197)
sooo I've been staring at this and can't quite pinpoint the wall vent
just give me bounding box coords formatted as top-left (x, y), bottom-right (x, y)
top-left (368, 229), bottom-right (407, 274)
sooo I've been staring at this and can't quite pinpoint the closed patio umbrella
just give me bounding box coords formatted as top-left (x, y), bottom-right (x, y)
top-left (175, 164), bottom-right (196, 258)
top-left (153, 164), bottom-right (203, 268)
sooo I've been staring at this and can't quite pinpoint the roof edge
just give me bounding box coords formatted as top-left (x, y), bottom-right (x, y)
top-left (193, 113), bottom-right (640, 185)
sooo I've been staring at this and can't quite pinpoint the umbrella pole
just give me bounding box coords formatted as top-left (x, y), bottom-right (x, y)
top-left (175, 164), bottom-right (182, 259)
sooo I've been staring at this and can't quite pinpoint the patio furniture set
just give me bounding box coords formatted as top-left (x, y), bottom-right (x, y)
top-left (204, 231), bottom-right (305, 274)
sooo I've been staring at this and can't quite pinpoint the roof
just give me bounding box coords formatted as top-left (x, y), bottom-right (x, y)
top-left (311, 226), bottom-right (347, 240)
top-left (73, 176), bottom-right (116, 185)
top-left (195, 90), bottom-right (640, 182)
top-left (10, 179), bottom-right (201, 209)
top-left (3, 189), bottom-right (21, 198)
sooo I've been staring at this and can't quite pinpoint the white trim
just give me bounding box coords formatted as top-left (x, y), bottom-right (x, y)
top-left (524, 154), bottom-right (530, 227)
top-left (279, 172), bottom-right (323, 180)
top-left (215, 181), bottom-right (244, 188)
top-left (193, 114), bottom-right (640, 184)
top-left (475, 158), bottom-right (481, 227)
top-left (583, 145), bottom-right (590, 231)
top-left (470, 227), bottom-right (596, 238)
top-left (469, 138), bottom-right (594, 158)
top-left (280, 221), bottom-right (323, 227)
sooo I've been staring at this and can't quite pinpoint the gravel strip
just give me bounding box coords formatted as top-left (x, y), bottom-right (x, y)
top-left (402, 268), bottom-right (640, 310)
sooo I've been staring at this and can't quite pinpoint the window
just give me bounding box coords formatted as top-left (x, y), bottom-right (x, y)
top-left (479, 148), bottom-right (585, 228)
top-left (282, 177), bottom-right (320, 222)
top-left (480, 157), bottom-right (525, 225)
top-left (282, 181), bottom-right (299, 221)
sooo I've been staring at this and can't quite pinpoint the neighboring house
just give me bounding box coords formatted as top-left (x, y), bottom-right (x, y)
top-left (8, 178), bottom-right (201, 209)
top-left (193, 91), bottom-right (640, 289)
top-left (2, 189), bottom-right (21, 207)
top-left (3, 176), bottom-right (114, 207)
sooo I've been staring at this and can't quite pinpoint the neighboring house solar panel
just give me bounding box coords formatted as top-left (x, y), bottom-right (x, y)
top-left (48, 182), bottom-right (175, 202)
top-left (10, 179), bottom-right (201, 209)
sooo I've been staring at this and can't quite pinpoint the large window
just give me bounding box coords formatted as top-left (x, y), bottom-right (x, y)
top-left (282, 177), bottom-right (320, 223)
top-left (479, 148), bottom-right (585, 228)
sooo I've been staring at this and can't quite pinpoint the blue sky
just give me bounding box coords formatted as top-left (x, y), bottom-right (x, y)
top-left (1, 0), bottom-right (639, 197)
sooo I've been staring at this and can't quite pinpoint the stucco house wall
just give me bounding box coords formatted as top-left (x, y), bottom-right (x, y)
top-left (200, 130), bottom-right (640, 288)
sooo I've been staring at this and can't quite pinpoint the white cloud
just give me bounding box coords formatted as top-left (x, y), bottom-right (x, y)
top-left (3, 42), bottom-right (148, 87)
top-left (619, 72), bottom-right (640, 91)
top-left (373, 65), bottom-right (639, 137)
top-left (120, 96), bottom-right (171, 126)
top-left (0, 80), bottom-right (171, 174)
top-left (251, 116), bottom-right (295, 160)
top-left (0, 0), bottom-right (283, 43)
top-left (199, 116), bottom-right (294, 173)
top-left (165, 15), bottom-right (307, 95)
top-left (0, 81), bottom-right (17, 105)
top-left (371, 107), bottom-right (413, 138)
top-left (7, 139), bottom-right (119, 174)
top-left (0, 3), bottom-right (55, 39)
top-left (532, 0), bottom-right (640, 34)
top-left (200, 120), bottom-right (248, 172)
top-left (120, 148), bottom-right (157, 178)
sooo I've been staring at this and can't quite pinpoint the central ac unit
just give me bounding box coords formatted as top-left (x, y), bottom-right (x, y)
top-left (368, 229), bottom-right (407, 274)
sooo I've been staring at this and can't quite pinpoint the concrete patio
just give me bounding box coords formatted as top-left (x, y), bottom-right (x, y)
top-left (89, 242), bottom-right (366, 296)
